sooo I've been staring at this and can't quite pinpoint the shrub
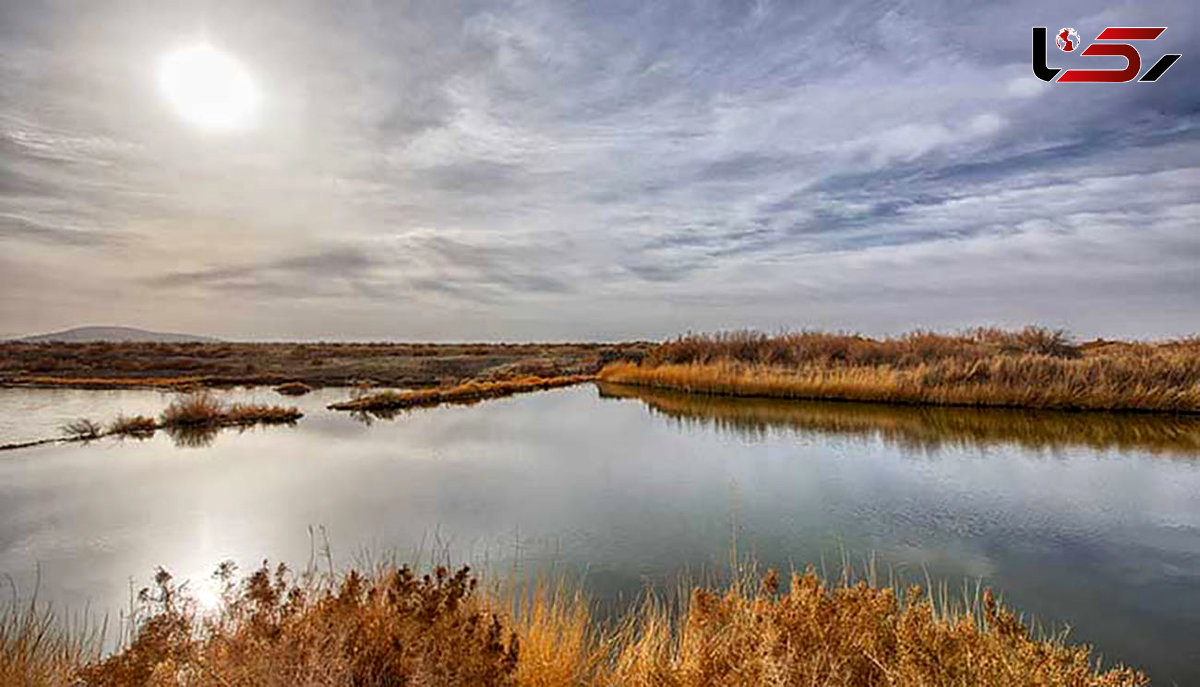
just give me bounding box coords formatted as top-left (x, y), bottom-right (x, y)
top-left (59, 418), bottom-right (102, 441)
top-left (108, 415), bottom-right (158, 437)
top-left (7, 562), bottom-right (1146, 686)
top-left (160, 394), bottom-right (224, 426)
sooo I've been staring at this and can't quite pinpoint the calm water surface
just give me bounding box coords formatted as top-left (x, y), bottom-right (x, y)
top-left (1, 384), bottom-right (1198, 683)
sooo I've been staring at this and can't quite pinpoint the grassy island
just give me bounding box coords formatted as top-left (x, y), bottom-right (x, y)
top-left (601, 327), bottom-right (1200, 413)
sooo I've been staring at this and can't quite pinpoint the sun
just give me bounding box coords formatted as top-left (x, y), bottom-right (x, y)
top-left (158, 44), bottom-right (258, 132)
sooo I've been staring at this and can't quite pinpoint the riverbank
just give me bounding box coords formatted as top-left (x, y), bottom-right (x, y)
top-left (600, 328), bottom-right (1200, 413)
top-left (2, 561), bottom-right (1146, 686)
top-left (0, 341), bottom-right (648, 390)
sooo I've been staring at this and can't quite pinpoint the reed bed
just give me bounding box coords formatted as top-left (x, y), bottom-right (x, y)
top-left (158, 394), bottom-right (303, 428)
top-left (1, 562), bottom-right (1146, 686)
top-left (1, 602), bottom-right (99, 687)
top-left (601, 328), bottom-right (1200, 413)
top-left (107, 415), bottom-right (158, 437)
top-left (328, 375), bottom-right (595, 413)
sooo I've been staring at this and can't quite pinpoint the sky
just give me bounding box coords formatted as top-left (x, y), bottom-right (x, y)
top-left (1, 0), bottom-right (1196, 341)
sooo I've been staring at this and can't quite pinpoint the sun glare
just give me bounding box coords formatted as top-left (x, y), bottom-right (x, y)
top-left (158, 44), bottom-right (258, 131)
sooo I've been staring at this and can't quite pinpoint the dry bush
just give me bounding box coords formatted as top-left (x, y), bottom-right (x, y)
top-left (4, 563), bottom-right (1145, 686)
top-left (160, 394), bottom-right (302, 428)
top-left (59, 418), bottom-right (102, 441)
top-left (81, 563), bottom-right (518, 687)
top-left (108, 415), bottom-right (159, 437)
top-left (225, 403), bottom-right (304, 425)
top-left (160, 394), bottom-right (225, 426)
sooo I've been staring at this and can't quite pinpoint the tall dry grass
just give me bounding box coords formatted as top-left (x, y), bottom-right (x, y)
top-left (0, 562), bottom-right (1147, 686)
top-left (159, 394), bottom-right (303, 428)
top-left (0, 602), bottom-right (99, 687)
top-left (602, 328), bottom-right (1200, 413)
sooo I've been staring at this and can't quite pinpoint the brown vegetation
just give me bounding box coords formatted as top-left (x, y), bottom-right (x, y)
top-left (160, 394), bottom-right (303, 428)
top-left (1, 395), bottom-right (303, 452)
top-left (2, 562), bottom-right (1146, 686)
top-left (601, 328), bottom-right (1200, 413)
top-left (107, 414), bottom-right (159, 438)
top-left (0, 341), bottom-right (648, 390)
top-left (329, 375), bottom-right (595, 413)
top-left (58, 418), bottom-right (103, 441)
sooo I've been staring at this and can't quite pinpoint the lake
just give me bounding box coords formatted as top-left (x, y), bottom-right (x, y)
top-left (1, 383), bottom-right (1198, 683)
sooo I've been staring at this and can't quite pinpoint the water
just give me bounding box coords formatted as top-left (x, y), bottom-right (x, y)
top-left (1, 384), bottom-right (1198, 683)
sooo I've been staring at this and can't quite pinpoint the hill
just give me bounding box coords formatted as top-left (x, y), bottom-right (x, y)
top-left (17, 326), bottom-right (218, 343)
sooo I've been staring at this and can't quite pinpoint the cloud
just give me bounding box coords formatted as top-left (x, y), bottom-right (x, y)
top-left (0, 0), bottom-right (1197, 339)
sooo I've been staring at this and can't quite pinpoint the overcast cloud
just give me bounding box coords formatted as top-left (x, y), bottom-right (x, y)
top-left (1, 0), bottom-right (1196, 340)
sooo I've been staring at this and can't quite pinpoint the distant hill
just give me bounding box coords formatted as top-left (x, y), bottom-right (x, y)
top-left (17, 326), bottom-right (218, 343)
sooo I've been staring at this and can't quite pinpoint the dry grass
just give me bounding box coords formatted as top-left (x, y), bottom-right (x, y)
top-left (58, 418), bottom-right (103, 441)
top-left (0, 341), bottom-right (648, 390)
top-left (1, 562), bottom-right (1146, 686)
top-left (107, 415), bottom-right (159, 438)
top-left (2, 396), bottom-right (303, 453)
top-left (602, 328), bottom-right (1200, 413)
top-left (1, 602), bottom-right (99, 687)
top-left (161, 394), bottom-right (303, 428)
top-left (329, 375), bottom-right (596, 413)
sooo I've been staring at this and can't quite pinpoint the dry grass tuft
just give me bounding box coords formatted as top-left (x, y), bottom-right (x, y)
top-left (161, 394), bottom-right (302, 428)
top-left (329, 375), bottom-right (595, 413)
top-left (225, 403), bottom-right (305, 425)
top-left (59, 418), bottom-right (103, 441)
top-left (602, 328), bottom-right (1200, 413)
top-left (1, 563), bottom-right (1146, 686)
top-left (80, 563), bottom-right (518, 687)
top-left (601, 570), bottom-right (1147, 686)
top-left (0, 602), bottom-right (98, 687)
top-left (107, 415), bottom-right (159, 438)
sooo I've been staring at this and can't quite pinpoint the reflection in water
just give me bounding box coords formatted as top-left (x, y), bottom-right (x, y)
top-left (598, 382), bottom-right (1200, 455)
top-left (162, 424), bottom-right (220, 448)
top-left (160, 423), bottom-right (299, 448)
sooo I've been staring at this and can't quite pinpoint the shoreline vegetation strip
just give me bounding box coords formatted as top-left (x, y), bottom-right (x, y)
top-left (1, 561), bottom-right (1149, 686)
top-left (599, 328), bottom-right (1200, 414)
top-left (0, 394), bottom-right (302, 452)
